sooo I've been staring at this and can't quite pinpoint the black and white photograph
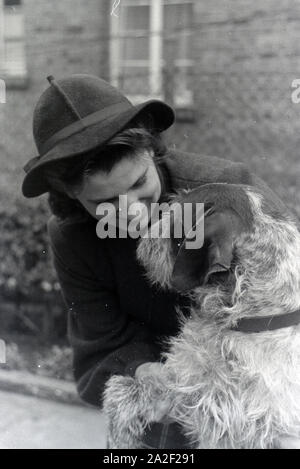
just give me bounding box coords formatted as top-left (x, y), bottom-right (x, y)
top-left (0, 0), bottom-right (299, 451)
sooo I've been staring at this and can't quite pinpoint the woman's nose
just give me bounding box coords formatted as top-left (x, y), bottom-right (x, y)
top-left (125, 192), bottom-right (148, 221)
top-left (126, 189), bottom-right (147, 208)
top-left (126, 191), bottom-right (139, 207)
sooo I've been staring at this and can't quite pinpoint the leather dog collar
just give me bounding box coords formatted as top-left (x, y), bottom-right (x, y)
top-left (230, 308), bottom-right (300, 333)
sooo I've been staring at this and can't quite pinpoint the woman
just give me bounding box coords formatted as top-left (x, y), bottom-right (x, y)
top-left (21, 74), bottom-right (277, 448)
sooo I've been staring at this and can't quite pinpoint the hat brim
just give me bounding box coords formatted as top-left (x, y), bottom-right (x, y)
top-left (22, 99), bottom-right (175, 198)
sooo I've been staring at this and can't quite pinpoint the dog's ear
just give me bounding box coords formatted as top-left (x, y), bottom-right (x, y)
top-left (171, 209), bottom-right (244, 292)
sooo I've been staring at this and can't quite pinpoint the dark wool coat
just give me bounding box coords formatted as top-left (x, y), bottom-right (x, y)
top-left (47, 149), bottom-right (269, 409)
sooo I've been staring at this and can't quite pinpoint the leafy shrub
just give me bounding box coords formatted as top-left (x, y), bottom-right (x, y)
top-left (0, 194), bottom-right (65, 338)
top-left (35, 345), bottom-right (73, 381)
top-left (0, 195), bottom-right (60, 301)
top-left (0, 340), bottom-right (73, 382)
top-left (1, 342), bottom-right (27, 371)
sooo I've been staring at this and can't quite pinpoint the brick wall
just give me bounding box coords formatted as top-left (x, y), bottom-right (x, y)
top-left (167, 2), bottom-right (300, 162)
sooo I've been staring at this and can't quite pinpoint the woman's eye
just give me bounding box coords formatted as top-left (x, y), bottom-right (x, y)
top-left (94, 198), bottom-right (116, 205)
top-left (133, 175), bottom-right (147, 189)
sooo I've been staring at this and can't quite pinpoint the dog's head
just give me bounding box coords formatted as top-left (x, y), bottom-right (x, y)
top-left (137, 183), bottom-right (299, 312)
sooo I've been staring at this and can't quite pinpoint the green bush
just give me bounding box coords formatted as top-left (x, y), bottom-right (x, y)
top-left (0, 340), bottom-right (73, 381)
top-left (0, 196), bottom-right (60, 301)
top-left (0, 194), bottom-right (65, 338)
top-left (1, 342), bottom-right (27, 371)
top-left (35, 345), bottom-right (73, 381)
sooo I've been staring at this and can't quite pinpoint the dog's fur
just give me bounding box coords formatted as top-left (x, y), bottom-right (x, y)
top-left (103, 183), bottom-right (300, 449)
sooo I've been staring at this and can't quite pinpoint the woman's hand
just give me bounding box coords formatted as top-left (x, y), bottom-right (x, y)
top-left (135, 361), bottom-right (165, 379)
top-left (135, 362), bottom-right (173, 422)
top-left (276, 435), bottom-right (300, 449)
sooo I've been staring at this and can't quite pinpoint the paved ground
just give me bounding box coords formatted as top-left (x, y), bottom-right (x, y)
top-left (0, 390), bottom-right (107, 449)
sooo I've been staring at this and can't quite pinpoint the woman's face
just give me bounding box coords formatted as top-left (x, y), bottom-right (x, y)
top-left (74, 149), bottom-right (162, 228)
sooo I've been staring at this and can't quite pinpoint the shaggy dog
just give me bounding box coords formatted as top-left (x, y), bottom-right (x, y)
top-left (103, 183), bottom-right (300, 449)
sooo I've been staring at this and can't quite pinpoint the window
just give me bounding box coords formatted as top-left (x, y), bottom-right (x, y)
top-left (0, 0), bottom-right (27, 79)
top-left (110, 0), bottom-right (194, 110)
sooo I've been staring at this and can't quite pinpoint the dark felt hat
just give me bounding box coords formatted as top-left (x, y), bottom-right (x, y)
top-left (22, 74), bottom-right (175, 198)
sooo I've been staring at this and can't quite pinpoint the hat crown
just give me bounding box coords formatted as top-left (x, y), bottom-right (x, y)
top-left (33, 74), bottom-right (131, 153)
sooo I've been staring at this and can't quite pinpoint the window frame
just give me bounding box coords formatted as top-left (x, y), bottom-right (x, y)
top-left (0, 1), bottom-right (5, 70)
top-left (0, 0), bottom-right (28, 86)
top-left (109, 0), bottom-right (195, 110)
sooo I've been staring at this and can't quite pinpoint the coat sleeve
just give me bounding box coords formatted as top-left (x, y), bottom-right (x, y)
top-left (47, 216), bottom-right (162, 408)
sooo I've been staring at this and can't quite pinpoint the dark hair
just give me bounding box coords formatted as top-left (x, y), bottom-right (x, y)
top-left (46, 118), bottom-right (169, 222)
